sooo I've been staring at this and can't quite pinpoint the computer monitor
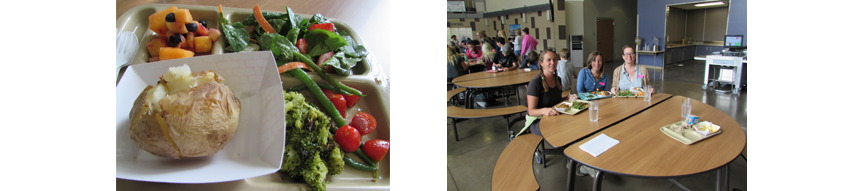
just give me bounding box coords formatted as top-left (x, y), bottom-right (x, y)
top-left (724, 35), bottom-right (744, 48)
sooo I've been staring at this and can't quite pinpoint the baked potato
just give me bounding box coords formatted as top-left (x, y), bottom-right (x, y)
top-left (128, 64), bottom-right (241, 158)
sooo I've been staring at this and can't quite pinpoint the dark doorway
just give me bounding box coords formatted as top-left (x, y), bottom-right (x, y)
top-left (597, 18), bottom-right (614, 62)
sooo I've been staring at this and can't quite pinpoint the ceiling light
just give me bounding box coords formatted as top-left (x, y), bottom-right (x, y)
top-left (695, 2), bottom-right (724, 7)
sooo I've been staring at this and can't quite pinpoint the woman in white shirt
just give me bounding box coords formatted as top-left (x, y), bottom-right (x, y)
top-left (513, 30), bottom-right (523, 60)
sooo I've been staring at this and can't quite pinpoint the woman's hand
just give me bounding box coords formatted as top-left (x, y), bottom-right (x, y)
top-left (502, 68), bottom-right (510, 71)
top-left (610, 87), bottom-right (618, 95)
top-left (568, 94), bottom-right (579, 101)
top-left (544, 108), bottom-right (559, 116)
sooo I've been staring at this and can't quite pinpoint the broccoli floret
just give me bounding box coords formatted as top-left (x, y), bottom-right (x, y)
top-left (280, 91), bottom-right (344, 190)
top-left (324, 146), bottom-right (345, 175)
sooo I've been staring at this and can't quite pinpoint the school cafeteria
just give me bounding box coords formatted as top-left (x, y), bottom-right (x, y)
top-left (447, 0), bottom-right (747, 190)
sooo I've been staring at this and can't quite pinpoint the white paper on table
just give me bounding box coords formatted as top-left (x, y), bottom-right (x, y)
top-left (115, 51), bottom-right (286, 183)
top-left (579, 133), bottom-right (620, 157)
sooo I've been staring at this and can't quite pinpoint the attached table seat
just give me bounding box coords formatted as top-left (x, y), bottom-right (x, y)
top-left (491, 134), bottom-right (543, 191)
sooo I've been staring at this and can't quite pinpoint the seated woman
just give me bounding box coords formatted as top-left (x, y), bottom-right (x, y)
top-left (611, 45), bottom-right (654, 94)
top-left (465, 40), bottom-right (482, 60)
top-left (520, 50), bottom-right (539, 70)
top-left (480, 42), bottom-right (497, 70)
top-left (447, 46), bottom-right (468, 82)
top-left (576, 51), bottom-right (610, 94)
top-left (520, 49), bottom-right (578, 137)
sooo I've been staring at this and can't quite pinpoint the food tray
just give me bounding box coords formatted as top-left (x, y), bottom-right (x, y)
top-left (613, 87), bottom-right (646, 98)
top-left (554, 100), bottom-right (592, 115)
top-left (577, 91), bottom-right (613, 101)
top-left (659, 121), bottom-right (722, 145)
top-left (117, 4), bottom-right (390, 190)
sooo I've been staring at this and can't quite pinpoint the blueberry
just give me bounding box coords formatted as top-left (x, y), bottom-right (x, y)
top-left (165, 13), bottom-right (176, 22)
top-left (168, 33), bottom-right (182, 47)
top-left (198, 20), bottom-right (207, 28)
top-left (185, 23), bottom-right (198, 32)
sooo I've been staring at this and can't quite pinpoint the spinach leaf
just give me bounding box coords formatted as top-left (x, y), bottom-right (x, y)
top-left (259, 33), bottom-right (299, 65)
top-left (278, 6), bottom-right (298, 36)
top-left (339, 34), bottom-right (368, 58)
top-left (286, 28), bottom-right (300, 44)
top-left (305, 29), bottom-right (347, 57)
top-left (321, 52), bottom-right (361, 76)
top-left (308, 13), bottom-right (331, 25)
top-left (219, 12), bottom-right (250, 52)
top-left (267, 19), bottom-right (287, 35)
top-left (241, 12), bottom-right (291, 25)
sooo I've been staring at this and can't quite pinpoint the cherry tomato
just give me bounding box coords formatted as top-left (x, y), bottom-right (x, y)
top-left (363, 139), bottom-right (390, 161)
top-left (335, 125), bottom-right (361, 152)
top-left (344, 93), bottom-right (361, 108)
top-left (296, 38), bottom-right (309, 54)
top-left (330, 94), bottom-right (347, 118)
top-left (350, 112), bottom-right (377, 135)
top-left (308, 23), bottom-right (336, 32)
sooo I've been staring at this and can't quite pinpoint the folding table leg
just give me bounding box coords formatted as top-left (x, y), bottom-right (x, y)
top-left (566, 160), bottom-right (575, 191)
top-left (451, 118), bottom-right (459, 141)
top-left (592, 171), bottom-right (604, 191)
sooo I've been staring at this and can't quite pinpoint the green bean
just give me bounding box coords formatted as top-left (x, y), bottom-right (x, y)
top-left (286, 83), bottom-right (351, 95)
top-left (287, 69), bottom-right (348, 127)
top-left (292, 51), bottom-right (365, 96)
top-left (343, 155), bottom-right (377, 171)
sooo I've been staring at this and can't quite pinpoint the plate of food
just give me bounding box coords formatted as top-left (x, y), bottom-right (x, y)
top-left (659, 121), bottom-right (722, 145)
top-left (577, 90), bottom-right (613, 101)
top-left (555, 100), bottom-right (591, 115)
top-left (117, 4), bottom-right (390, 191)
top-left (614, 87), bottom-right (646, 98)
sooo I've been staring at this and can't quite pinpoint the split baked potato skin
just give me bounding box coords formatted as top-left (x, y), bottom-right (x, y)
top-left (128, 70), bottom-right (241, 159)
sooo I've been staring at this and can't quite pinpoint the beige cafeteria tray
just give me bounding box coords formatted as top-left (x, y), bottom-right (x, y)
top-left (116, 4), bottom-right (390, 190)
top-left (554, 100), bottom-right (591, 115)
top-left (659, 121), bottom-right (722, 145)
top-left (613, 87), bottom-right (647, 98)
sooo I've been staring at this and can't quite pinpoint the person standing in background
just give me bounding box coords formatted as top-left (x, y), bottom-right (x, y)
top-left (497, 30), bottom-right (509, 45)
top-left (556, 49), bottom-right (576, 92)
top-left (521, 28), bottom-right (537, 59)
top-left (513, 30), bottom-right (523, 63)
top-left (477, 31), bottom-right (498, 52)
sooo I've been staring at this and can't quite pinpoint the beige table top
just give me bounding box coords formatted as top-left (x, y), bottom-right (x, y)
top-left (117, 0), bottom-right (390, 77)
top-left (538, 93), bottom-right (673, 148)
top-left (563, 96), bottom-right (746, 178)
top-left (453, 70), bottom-right (540, 88)
top-left (452, 69), bottom-right (537, 83)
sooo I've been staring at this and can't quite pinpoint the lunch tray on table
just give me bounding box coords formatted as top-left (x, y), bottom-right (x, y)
top-left (659, 121), bottom-right (722, 145)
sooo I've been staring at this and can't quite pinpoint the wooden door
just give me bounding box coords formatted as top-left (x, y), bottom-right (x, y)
top-left (597, 18), bottom-right (614, 62)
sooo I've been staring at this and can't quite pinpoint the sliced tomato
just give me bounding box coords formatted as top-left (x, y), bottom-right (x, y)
top-left (344, 93), bottom-right (361, 108)
top-left (308, 23), bottom-right (336, 32)
top-left (363, 139), bottom-right (390, 161)
top-left (335, 125), bottom-right (361, 152)
top-left (350, 112), bottom-right (377, 135)
top-left (321, 89), bottom-right (336, 99)
top-left (330, 94), bottom-right (347, 118)
top-left (296, 38), bottom-right (309, 54)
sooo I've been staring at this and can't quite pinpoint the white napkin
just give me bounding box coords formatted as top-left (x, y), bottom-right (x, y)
top-left (579, 133), bottom-right (619, 157)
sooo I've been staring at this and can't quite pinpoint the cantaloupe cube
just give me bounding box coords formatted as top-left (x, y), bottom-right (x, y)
top-left (166, 22), bottom-right (188, 33)
top-left (146, 38), bottom-right (165, 57)
top-left (186, 32), bottom-right (196, 50)
top-left (148, 6), bottom-right (178, 35)
top-left (159, 47), bottom-right (194, 61)
top-left (173, 9), bottom-right (194, 24)
top-left (194, 36), bottom-right (213, 53)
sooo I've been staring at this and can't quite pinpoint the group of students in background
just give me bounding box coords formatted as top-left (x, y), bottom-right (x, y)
top-left (448, 27), bottom-right (543, 82)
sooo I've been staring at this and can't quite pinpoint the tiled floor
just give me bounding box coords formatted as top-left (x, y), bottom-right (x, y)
top-left (447, 60), bottom-right (747, 191)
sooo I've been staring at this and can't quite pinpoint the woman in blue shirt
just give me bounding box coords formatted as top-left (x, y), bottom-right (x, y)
top-left (576, 51), bottom-right (610, 93)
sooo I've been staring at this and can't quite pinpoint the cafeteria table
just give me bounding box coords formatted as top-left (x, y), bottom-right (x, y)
top-left (452, 70), bottom-right (540, 108)
top-left (538, 93), bottom-right (673, 148)
top-left (563, 96), bottom-right (746, 191)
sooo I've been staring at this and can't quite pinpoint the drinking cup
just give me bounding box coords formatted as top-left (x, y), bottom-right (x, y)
top-left (643, 85), bottom-right (653, 102)
top-left (681, 98), bottom-right (692, 118)
top-left (589, 101), bottom-right (599, 122)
